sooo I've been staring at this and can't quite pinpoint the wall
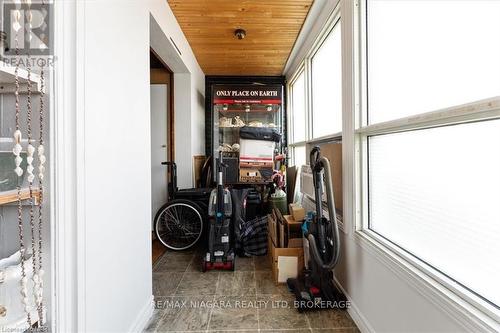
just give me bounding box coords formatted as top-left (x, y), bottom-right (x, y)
top-left (61, 0), bottom-right (205, 331)
top-left (149, 1), bottom-right (206, 188)
top-left (285, 0), bottom-right (468, 332)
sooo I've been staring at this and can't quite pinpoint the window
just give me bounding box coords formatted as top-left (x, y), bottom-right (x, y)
top-left (312, 21), bottom-right (342, 138)
top-left (291, 145), bottom-right (306, 168)
top-left (367, 0), bottom-right (500, 124)
top-left (290, 70), bottom-right (306, 143)
top-left (287, 11), bottom-right (342, 165)
top-left (368, 120), bottom-right (500, 306)
top-left (361, 0), bottom-right (500, 309)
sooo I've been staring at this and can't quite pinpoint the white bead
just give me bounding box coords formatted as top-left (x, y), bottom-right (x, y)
top-left (21, 287), bottom-right (28, 297)
top-left (27, 144), bottom-right (35, 155)
top-left (27, 165), bottom-right (34, 174)
top-left (15, 166), bottom-right (23, 177)
top-left (39, 269), bottom-right (45, 277)
top-left (39, 155), bottom-right (46, 164)
top-left (28, 174), bottom-right (35, 183)
top-left (39, 165), bottom-right (45, 173)
top-left (33, 273), bottom-right (39, 283)
top-left (13, 143), bottom-right (22, 156)
top-left (38, 145), bottom-right (45, 155)
top-left (27, 156), bottom-right (34, 164)
top-left (22, 297), bottom-right (29, 305)
top-left (14, 129), bottom-right (22, 142)
top-left (15, 155), bottom-right (22, 166)
top-left (39, 173), bottom-right (44, 181)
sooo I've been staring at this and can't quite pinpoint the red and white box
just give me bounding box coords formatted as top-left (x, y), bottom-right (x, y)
top-left (239, 139), bottom-right (275, 167)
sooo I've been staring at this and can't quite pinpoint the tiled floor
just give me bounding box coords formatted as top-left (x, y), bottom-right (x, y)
top-left (145, 246), bottom-right (359, 333)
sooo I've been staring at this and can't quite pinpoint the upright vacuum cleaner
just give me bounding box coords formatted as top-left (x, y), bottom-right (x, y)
top-left (287, 146), bottom-right (347, 311)
top-left (202, 151), bottom-right (235, 272)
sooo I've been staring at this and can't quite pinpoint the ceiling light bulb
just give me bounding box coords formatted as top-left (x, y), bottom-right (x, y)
top-left (234, 28), bottom-right (246, 40)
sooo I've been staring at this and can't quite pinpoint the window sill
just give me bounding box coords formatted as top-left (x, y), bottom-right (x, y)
top-left (307, 132), bottom-right (342, 145)
top-left (353, 229), bottom-right (500, 332)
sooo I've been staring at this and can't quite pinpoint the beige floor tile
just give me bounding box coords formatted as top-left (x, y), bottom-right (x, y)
top-left (216, 271), bottom-right (256, 296)
top-left (306, 310), bottom-right (356, 329)
top-left (155, 296), bottom-right (213, 332)
top-left (175, 272), bottom-right (220, 296)
top-left (255, 271), bottom-right (291, 296)
top-left (208, 296), bottom-right (259, 331)
top-left (257, 295), bottom-right (309, 330)
top-left (154, 254), bottom-right (194, 272)
top-left (153, 272), bottom-right (184, 296)
top-left (235, 256), bottom-right (255, 271)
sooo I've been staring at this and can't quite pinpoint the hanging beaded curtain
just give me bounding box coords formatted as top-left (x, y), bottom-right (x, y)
top-left (11, 0), bottom-right (47, 328)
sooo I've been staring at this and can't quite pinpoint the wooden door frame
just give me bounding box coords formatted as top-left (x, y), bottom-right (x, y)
top-left (150, 48), bottom-right (175, 162)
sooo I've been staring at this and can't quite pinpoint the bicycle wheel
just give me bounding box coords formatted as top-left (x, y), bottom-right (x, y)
top-left (154, 199), bottom-right (204, 251)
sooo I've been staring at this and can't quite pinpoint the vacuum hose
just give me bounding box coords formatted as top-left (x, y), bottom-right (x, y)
top-left (306, 148), bottom-right (340, 270)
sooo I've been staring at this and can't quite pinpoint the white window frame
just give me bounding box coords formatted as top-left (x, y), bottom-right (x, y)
top-left (287, 5), bottom-right (343, 167)
top-left (352, 0), bottom-right (500, 330)
top-left (309, 14), bottom-right (342, 140)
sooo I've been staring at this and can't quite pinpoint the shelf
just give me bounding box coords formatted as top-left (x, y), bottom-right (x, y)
top-left (218, 126), bottom-right (279, 131)
top-left (227, 182), bottom-right (271, 186)
top-left (219, 110), bottom-right (278, 114)
top-left (0, 188), bottom-right (40, 206)
top-left (0, 61), bottom-right (43, 94)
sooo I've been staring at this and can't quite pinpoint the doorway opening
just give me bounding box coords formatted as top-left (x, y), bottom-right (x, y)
top-left (150, 49), bottom-right (174, 264)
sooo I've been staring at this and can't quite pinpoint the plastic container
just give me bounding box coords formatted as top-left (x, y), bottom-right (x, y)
top-left (268, 195), bottom-right (287, 215)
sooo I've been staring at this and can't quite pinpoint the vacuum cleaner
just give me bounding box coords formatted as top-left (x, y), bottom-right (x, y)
top-left (202, 151), bottom-right (235, 271)
top-left (287, 146), bottom-right (347, 311)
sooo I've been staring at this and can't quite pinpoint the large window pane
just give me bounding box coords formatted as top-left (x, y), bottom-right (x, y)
top-left (368, 120), bottom-right (500, 306)
top-left (291, 71), bottom-right (306, 143)
top-left (312, 21), bottom-right (342, 138)
top-left (292, 145), bottom-right (306, 168)
top-left (367, 0), bottom-right (500, 124)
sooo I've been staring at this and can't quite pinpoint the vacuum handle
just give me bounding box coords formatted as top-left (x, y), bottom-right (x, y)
top-left (308, 155), bottom-right (341, 270)
top-left (310, 146), bottom-right (321, 170)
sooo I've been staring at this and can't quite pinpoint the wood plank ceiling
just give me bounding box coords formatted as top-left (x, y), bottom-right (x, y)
top-left (167, 0), bottom-right (313, 76)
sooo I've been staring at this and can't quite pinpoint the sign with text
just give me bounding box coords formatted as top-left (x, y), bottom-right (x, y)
top-left (213, 85), bottom-right (282, 104)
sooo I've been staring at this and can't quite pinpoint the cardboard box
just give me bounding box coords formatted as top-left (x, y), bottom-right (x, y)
top-left (268, 211), bottom-right (279, 247)
top-left (240, 139), bottom-right (275, 164)
top-left (240, 167), bottom-right (273, 182)
top-left (287, 238), bottom-right (303, 248)
top-left (283, 215), bottom-right (303, 241)
top-left (240, 160), bottom-right (274, 169)
top-left (267, 209), bottom-right (305, 285)
top-left (268, 237), bottom-right (304, 285)
top-left (320, 142), bottom-right (343, 212)
top-left (288, 204), bottom-right (305, 222)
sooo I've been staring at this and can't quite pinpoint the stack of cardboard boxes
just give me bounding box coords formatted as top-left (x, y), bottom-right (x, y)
top-left (267, 204), bottom-right (306, 285)
top-left (239, 139), bottom-right (275, 182)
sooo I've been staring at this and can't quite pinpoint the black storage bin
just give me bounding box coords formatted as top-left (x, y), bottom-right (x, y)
top-left (223, 157), bottom-right (239, 183)
top-left (245, 189), bottom-right (262, 221)
top-left (239, 126), bottom-right (281, 142)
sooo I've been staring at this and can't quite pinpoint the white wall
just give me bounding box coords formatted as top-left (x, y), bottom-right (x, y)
top-left (284, 1), bottom-right (469, 332)
top-left (56, 0), bottom-right (205, 331)
top-left (149, 1), bottom-right (206, 188)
